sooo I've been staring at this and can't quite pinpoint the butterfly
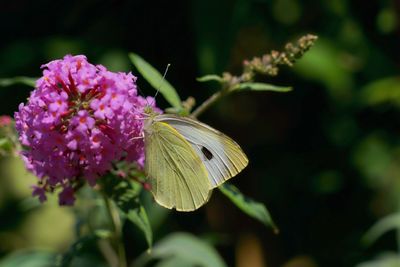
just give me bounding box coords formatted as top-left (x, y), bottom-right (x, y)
top-left (143, 107), bottom-right (248, 211)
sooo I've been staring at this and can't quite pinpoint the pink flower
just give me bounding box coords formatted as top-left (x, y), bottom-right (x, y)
top-left (32, 186), bottom-right (47, 203)
top-left (15, 55), bottom-right (157, 205)
top-left (58, 186), bottom-right (75, 206)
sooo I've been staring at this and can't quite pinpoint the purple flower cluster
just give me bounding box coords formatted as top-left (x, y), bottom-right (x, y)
top-left (15, 55), bottom-right (156, 205)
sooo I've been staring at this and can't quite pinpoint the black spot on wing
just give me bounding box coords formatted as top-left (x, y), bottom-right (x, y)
top-left (201, 146), bottom-right (213, 160)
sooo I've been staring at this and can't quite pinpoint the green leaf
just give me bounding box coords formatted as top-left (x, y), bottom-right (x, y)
top-left (219, 183), bottom-right (278, 233)
top-left (0, 77), bottom-right (37, 87)
top-left (362, 212), bottom-right (400, 246)
top-left (196, 75), bottom-right (222, 83)
top-left (125, 204), bottom-right (153, 249)
top-left (135, 232), bottom-right (227, 267)
top-left (235, 82), bottom-right (292, 92)
top-left (0, 250), bottom-right (56, 267)
top-left (129, 53), bottom-right (182, 108)
top-left (102, 175), bottom-right (153, 248)
top-left (57, 234), bottom-right (100, 267)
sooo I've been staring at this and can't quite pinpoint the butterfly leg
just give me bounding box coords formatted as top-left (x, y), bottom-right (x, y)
top-left (130, 132), bottom-right (144, 141)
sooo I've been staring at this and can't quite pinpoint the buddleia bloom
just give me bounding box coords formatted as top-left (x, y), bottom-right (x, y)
top-left (14, 55), bottom-right (156, 205)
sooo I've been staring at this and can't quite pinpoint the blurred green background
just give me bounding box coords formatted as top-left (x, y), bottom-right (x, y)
top-left (1, 0), bottom-right (400, 266)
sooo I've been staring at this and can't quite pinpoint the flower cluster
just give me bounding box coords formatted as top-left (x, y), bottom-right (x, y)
top-left (15, 55), bottom-right (156, 205)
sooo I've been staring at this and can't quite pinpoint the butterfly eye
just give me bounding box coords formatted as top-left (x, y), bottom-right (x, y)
top-left (201, 146), bottom-right (213, 160)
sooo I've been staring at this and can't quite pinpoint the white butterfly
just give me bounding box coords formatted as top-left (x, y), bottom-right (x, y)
top-left (144, 109), bottom-right (248, 211)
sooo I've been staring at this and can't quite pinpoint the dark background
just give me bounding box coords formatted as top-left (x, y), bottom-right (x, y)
top-left (1, 1), bottom-right (400, 266)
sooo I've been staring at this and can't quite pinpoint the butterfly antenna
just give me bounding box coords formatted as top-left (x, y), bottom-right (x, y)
top-left (150, 63), bottom-right (171, 106)
top-left (136, 85), bottom-right (145, 99)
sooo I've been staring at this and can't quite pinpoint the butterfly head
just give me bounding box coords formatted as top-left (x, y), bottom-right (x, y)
top-left (143, 104), bottom-right (161, 118)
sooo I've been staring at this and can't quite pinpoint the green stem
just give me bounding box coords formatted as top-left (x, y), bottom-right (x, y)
top-left (191, 90), bottom-right (223, 118)
top-left (103, 194), bottom-right (127, 267)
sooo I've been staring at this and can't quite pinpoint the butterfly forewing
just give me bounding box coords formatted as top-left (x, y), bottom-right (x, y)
top-left (144, 118), bottom-right (211, 211)
top-left (154, 115), bottom-right (249, 188)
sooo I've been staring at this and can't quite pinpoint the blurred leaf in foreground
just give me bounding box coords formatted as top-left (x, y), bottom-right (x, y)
top-left (134, 232), bottom-right (226, 267)
top-left (0, 250), bottom-right (56, 267)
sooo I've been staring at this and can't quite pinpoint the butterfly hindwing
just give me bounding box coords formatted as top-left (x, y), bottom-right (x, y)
top-left (154, 115), bottom-right (249, 188)
top-left (144, 119), bottom-right (211, 211)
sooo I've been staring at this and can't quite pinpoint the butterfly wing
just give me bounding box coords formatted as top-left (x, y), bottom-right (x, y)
top-left (154, 115), bottom-right (249, 188)
top-left (144, 119), bottom-right (212, 211)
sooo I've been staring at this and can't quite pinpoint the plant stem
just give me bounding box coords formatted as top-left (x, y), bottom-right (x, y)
top-left (98, 239), bottom-right (119, 267)
top-left (191, 34), bottom-right (318, 118)
top-left (103, 194), bottom-right (127, 267)
top-left (191, 90), bottom-right (223, 118)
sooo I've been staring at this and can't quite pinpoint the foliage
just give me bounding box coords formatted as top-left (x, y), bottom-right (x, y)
top-left (0, 35), bottom-right (307, 265)
top-left (0, 251), bottom-right (56, 267)
top-left (129, 53), bottom-right (182, 109)
top-left (0, 1), bottom-right (400, 266)
top-left (219, 183), bottom-right (278, 233)
top-left (135, 232), bottom-right (227, 267)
